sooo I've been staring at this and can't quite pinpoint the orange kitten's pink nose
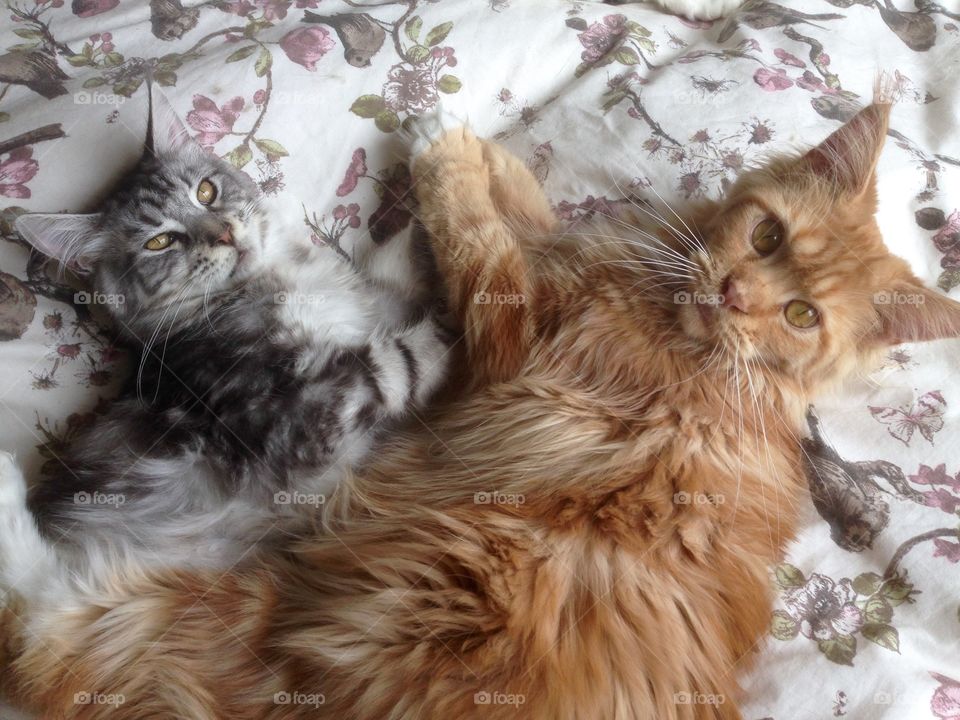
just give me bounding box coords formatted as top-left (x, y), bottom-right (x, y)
top-left (721, 276), bottom-right (748, 314)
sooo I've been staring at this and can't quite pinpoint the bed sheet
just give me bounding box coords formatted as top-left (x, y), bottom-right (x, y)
top-left (0, 0), bottom-right (959, 718)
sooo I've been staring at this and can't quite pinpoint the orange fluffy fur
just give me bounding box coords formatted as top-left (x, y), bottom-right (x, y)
top-left (6, 103), bottom-right (960, 719)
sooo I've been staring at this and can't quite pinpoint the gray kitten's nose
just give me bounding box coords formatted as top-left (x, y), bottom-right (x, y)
top-left (210, 224), bottom-right (234, 247)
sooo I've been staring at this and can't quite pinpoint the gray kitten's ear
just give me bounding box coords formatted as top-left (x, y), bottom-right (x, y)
top-left (145, 81), bottom-right (193, 156)
top-left (15, 213), bottom-right (102, 275)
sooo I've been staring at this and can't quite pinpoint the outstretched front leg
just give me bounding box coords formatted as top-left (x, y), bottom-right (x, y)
top-left (407, 112), bottom-right (557, 389)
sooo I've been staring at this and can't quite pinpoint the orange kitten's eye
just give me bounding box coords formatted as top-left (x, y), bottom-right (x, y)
top-left (784, 300), bottom-right (820, 329)
top-left (197, 179), bottom-right (217, 205)
top-left (751, 218), bottom-right (784, 256)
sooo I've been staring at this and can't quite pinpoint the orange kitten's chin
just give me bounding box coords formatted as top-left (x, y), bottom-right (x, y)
top-left (677, 289), bottom-right (724, 343)
top-left (679, 300), bottom-right (711, 340)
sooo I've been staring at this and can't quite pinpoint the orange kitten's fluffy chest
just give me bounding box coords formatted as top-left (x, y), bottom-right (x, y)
top-left (522, 284), bottom-right (808, 561)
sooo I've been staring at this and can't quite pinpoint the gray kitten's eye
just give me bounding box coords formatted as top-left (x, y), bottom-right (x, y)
top-left (197, 179), bottom-right (217, 205)
top-left (145, 233), bottom-right (172, 251)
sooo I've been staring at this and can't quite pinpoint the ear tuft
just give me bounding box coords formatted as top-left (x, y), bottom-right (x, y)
top-left (801, 103), bottom-right (890, 198)
top-left (15, 213), bottom-right (102, 276)
top-left (875, 282), bottom-right (960, 345)
top-left (145, 80), bottom-right (193, 156)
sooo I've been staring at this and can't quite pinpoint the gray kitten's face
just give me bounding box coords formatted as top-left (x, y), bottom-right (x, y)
top-left (95, 145), bottom-right (268, 337)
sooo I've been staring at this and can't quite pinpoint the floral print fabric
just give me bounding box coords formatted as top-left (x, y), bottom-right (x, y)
top-left (0, 1), bottom-right (958, 718)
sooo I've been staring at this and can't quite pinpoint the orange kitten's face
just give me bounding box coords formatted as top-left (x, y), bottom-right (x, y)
top-left (674, 103), bottom-right (960, 389)
top-left (680, 172), bottom-right (905, 380)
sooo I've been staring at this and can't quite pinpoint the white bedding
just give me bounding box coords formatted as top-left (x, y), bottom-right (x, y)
top-left (1, 0), bottom-right (959, 717)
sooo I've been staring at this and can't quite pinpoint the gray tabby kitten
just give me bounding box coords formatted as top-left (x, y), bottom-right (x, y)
top-left (14, 86), bottom-right (452, 569)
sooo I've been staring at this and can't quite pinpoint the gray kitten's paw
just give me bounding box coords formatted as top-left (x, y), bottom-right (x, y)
top-left (405, 107), bottom-right (466, 168)
top-left (651, 0), bottom-right (743, 20)
top-left (0, 451), bottom-right (26, 508)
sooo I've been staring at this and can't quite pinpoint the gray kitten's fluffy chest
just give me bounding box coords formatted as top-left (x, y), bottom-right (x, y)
top-left (31, 232), bottom-right (442, 569)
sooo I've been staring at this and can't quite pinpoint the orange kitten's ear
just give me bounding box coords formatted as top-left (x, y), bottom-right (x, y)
top-left (800, 103), bottom-right (891, 198)
top-left (875, 282), bottom-right (960, 344)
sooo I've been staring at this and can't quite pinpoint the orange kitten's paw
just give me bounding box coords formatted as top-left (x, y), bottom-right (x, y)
top-left (406, 107), bottom-right (467, 168)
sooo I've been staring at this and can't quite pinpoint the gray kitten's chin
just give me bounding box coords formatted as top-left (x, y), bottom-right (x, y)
top-left (227, 216), bottom-right (267, 281)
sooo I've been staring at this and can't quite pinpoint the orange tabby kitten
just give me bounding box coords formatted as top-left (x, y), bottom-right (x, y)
top-left (4, 102), bottom-right (960, 719)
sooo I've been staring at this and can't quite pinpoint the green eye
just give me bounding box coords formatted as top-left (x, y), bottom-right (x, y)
top-left (784, 300), bottom-right (820, 329)
top-left (145, 233), bottom-right (171, 251)
top-left (197, 179), bottom-right (217, 205)
top-left (751, 217), bottom-right (784, 256)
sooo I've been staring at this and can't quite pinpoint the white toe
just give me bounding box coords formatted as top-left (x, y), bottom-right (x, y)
top-left (0, 451), bottom-right (27, 507)
top-left (406, 106), bottom-right (466, 168)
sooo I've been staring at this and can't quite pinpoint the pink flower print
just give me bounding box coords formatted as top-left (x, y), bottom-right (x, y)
top-left (578, 14), bottom-right (628, 63)
top-left (336, 148), bottom-right (367, 197)
top-left (933, 210), bottom-right (960, 252)
top-left (333, 203), bottom-right (361, 229)
top-left (930, 673), bottom-right (960, 720)
top-left (257, 0), bottom-right (290, 21)
top-left (0, 147), bottom-right (39, 199)
top-left (783, 574), bottom-right (864, 641)
top-left (72, 0), bottom-right (118, 17)
top-left (186, 95), bottom-right (244, 148)
top-left (933, 539), bottom-right (960, 563)
top-left (774, 48), bottom-right (806, 67)
top-left (57, 343), bottom-right (82, 360)
top-left (279, 27), bottom-right (336, 71)
top-left (754, 68), bottom-right (794, 91)
top-left (383, 64), bottom-right (438, 114)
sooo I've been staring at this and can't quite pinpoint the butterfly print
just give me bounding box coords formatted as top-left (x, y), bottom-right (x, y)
top-left (869, 390), bottom-right (946, 446)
